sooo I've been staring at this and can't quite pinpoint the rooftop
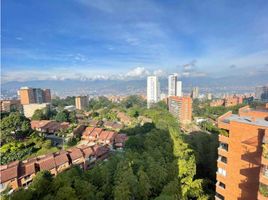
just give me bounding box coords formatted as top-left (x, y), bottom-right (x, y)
top-left (222, 114), bottom-right (268, 127)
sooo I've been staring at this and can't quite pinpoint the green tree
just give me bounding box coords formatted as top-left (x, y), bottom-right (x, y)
top-left (28, 171), bottom-right (53, 199)
top-left (55, 110), bottom-right (69, 122)
top-left (0, 112), bottom-right (32, 142)
top-left (137, 167), bottom-right (151, 200)
top-left (55, 186), bottom-right (78, 200)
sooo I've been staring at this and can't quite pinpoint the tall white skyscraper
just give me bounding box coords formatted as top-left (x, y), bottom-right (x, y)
top-left (176, 81), bottom-right (182, 97)
top-left (168, 74), bottom-right (177, 97)
top-left (147, 76), bottom-right (160, 108)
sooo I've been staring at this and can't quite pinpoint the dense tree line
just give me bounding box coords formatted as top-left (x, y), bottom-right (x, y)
top-left (7, 107), bottom-right (210, 200)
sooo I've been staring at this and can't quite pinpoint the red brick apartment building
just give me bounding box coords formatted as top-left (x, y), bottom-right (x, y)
top-left (216, 104), bottom-right (268, 200)
top-left (168, 96), bottom-right (192, 124)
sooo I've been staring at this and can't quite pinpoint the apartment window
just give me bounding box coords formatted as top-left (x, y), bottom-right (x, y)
top-left (219, 142), bottom-right (228, 151)
top-left (218, 155), bottom-right (227, 164)
top-left (218, 182), bottom-right (226, 189)
top-left (215, 192), bottom-right (225, 200)
top-left (218, 167), bottom-right (227, 177)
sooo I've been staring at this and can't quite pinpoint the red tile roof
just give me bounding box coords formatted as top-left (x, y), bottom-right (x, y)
top-left (90, 128), bottom-right (103, 138)
top-left (19, 160), bottom-right (36, 178)
top-left (31, 120), bottom-right (51, 129)
top-left (94, 146), bottom-right (110, 157)
top-left (99, 131), bottom-right (116, 141)
top-left (77, 145), bottom-right (93, 157)
top-left (67, 148), bottom-right (84, 161)
top-left (0, 161), bottom-right (19, 183)
top-left (54, 151), bottom-right (69, 167)
top-left (82, 127), bottom-right (95, 137)
top-left (37, 154), bottom-right (56, 171)
top-left (115, 134), bottom-right (128, 144)
top-left (31, 120), bottom-right (69, 133)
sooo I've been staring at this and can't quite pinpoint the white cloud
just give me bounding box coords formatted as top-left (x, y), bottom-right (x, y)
top-left (125, 67), bottom-right (149, 77)
top-left (153, 69), bottom-right (165, 77)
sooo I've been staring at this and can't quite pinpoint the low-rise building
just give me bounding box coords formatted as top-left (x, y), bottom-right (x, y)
top-left (0, 161), bottom-right (19, 193)
top-left (103, 121), bottom-right (123, 131)
top-left (0, 143), bottom-right (113, 192)
top-left (0, 100), bottom-right (21, 112)
top-left (37, 154), bottom-right (57, 176)
top-left (114, 134), bottom-right (128, 149)
top-left (117, 112), bottom-right (132, 125)
top-left (18, 160), bottom-right (37, 188)
top-left (23, 103), bottom-right (51, 118)
top-left (31, 120), bottom-right (70, 134)
top-left (54, 151), bottom-right (70, 173)
top-left (67, 147), bottom-right (84, 169)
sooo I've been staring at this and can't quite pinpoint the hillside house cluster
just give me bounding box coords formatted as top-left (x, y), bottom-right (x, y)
top-left (81, 127), bottom-right (128, 149)
top-left (0, 144), bottom-right (109, 193)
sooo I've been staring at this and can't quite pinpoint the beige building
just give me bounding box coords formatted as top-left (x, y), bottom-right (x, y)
top-left (75, 96), bottom-right (88, 110)
top-left (23, 103), bottom-right (51, 118)
top-left (0, 100), bottom-right (21, 112)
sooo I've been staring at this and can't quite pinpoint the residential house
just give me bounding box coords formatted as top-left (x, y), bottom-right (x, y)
top-left (117, 112), bottom-right (132, 125)
top-left (31, 120), bottom-right (70, 134)
top-left (114, 134), bottom-right (128, 149)
top-left (54, 151), bottom-right (70, 173)
top-left (0, 161), bottom-right (19, 193)
top-left (93, 145), bottom-right (110, 161)
top-left (103, 121), bottom-right (123, 131)
top-left (67, 147), bottom-right (85, 169)
top-left (98, 131), bottom-right (117, 147)
top-left (18, 159), bottom-right (37, 188)
top-left (37, 154), bottom-right (57, 176)
top-left (77, 145), bottom-right (95, 169)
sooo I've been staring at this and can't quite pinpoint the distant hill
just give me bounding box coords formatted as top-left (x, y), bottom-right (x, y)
top-left (1, 73), bottom-right (268, 98)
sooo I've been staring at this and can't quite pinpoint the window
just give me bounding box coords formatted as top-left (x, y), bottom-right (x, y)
top-left (215, 192), bottom-right (225, 200)
top-left (218, 167), bottom-right (227, 177)
top-left (218, 156), bottom-right (227, 164)
top-left (219, 142), bottom-right (228, 151)
top-left (218, 182), bottom-right (226, 189)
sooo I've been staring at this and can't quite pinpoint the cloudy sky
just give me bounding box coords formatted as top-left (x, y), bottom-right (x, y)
top-left (2, 0), bottom-right (268, 82)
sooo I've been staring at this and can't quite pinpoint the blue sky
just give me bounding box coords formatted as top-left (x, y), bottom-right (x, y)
top-left (2, 0), bottom-right (268, 82)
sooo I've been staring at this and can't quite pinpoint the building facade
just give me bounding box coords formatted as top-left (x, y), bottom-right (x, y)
top-left (176, 81), bottom-right (182, 97)
top-left (255, 86), bottom-right (268, 102)
top-left (23, 103), bottom-right (51, 118)
top-left (191, 87), bottom-right (199, 99)
top-left (168, 96), bottom-right (192, 124)
top-left (216, 104), bottom-right (268, 200)
top-left (19, 87), bottom-right (51, 105)
top-left (168, 74), bottom-right (177, 97)
top-left (147, 76), bottom-right (160, 108)
top-left (0, 100), bottom-right (21, 112)
top-left (75, 96), bottom-right (88, 110)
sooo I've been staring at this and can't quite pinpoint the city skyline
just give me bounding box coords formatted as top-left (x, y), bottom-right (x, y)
top-left (2, 0), bottom-right (268, 83)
